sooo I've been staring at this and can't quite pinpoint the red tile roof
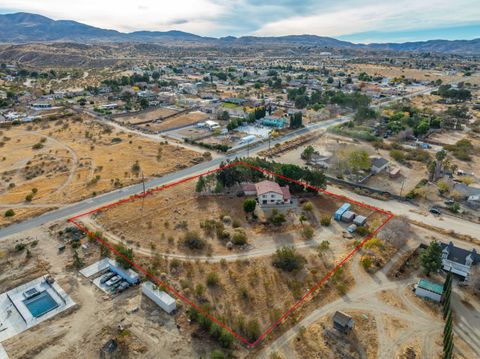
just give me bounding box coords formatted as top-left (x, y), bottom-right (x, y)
top-left (281, 185), bottom-right (291, 200)
top-left (255, 180), bottom-right (282, 196)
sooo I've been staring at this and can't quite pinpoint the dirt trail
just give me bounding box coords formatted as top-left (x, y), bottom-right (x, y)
top-left (255, 241), bottom-right (444, 359)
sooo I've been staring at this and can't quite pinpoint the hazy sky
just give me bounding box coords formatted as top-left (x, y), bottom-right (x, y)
top-left (1, 0), bottom-right (479, 42)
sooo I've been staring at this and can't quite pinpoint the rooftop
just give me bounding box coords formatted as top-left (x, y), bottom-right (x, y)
top-left (255, 180), bottom-right (283, 196)
top-left (418, 279), bottom-right (444, 295)
top-left (332, 311), bottom-right (353, 327)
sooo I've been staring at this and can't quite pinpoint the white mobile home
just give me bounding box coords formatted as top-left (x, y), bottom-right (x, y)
top-left (142, 281), bottom-right (176, 314)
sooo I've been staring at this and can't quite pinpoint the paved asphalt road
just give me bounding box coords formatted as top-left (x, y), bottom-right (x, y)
top-left (0, 116), bottom-right (348, 239)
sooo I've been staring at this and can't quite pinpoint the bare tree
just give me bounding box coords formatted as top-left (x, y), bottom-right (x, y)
top-left (377, 216), bottom-right (412, 249)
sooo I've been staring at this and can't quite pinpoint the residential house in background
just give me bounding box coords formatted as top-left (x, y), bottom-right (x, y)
top-left (440, 241), bottom-right (479, 280)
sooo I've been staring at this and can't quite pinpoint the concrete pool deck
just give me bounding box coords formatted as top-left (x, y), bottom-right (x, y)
top-left (0, 276), bottom-right (76, 343)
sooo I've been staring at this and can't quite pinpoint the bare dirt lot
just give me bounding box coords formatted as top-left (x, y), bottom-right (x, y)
top-left (0, 116), bottom-right (200, 226)
top-left (114, 107), bottom-right (179, 125)
top-left (293, 311), bottom-right (378, 359)
top-left (136, 111), bottom-right (209, 132)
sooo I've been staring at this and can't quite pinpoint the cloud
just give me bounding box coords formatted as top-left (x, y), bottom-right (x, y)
top-left (0, 0), bottom-right (479, 40)
top-left (253, 0), bottom-right (480, 38)
top-left (0, 0), bottom-right (225, 34)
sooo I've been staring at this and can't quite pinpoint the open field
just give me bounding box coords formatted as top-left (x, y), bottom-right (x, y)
top-left (348, 64), bottom-right (480, 85)
top-left (114, 107), bottom-right (179, 125)
top-left (74, 164), bottom-right (390, 346)
top-left (0, 116), bottom-right (200, 226)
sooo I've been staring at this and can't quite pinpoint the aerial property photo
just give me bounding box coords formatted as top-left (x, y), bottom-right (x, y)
top-left (1, 1), bottom-right (480, 358)
top-left (68, 161), bottom-right (392, 348)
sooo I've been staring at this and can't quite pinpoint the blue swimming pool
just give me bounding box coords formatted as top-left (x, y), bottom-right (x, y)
top-left (23, 291), bottom-right (59, 318)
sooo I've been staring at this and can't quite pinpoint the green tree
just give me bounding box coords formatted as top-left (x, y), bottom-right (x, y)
top-left (218, 329), bottom-right (234, 348)
top-left (289, 112), bottom-right (303, 129)
top-left (196, 176), bottom-right (206, 193)
top-left (420, 240), bottom-right (442, 276)
top-left (272, 246), bottom-right (305, 272)
top-left (301, 145), bottom-right (316, 161)
top-left (114, 244), bottom-right (134, 269)
top-left (139, 97), bottom-right (149, 109)
top-left (243, 198), bottom-right (256, 215)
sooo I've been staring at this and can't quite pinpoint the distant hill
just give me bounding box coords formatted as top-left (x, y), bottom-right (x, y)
top-left (1, 12), bottom-right (479, 53)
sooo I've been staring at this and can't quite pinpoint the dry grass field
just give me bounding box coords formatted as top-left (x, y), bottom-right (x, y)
top-left (0, 116), bottom-right (200, 226)
top-left (79, 171), bottom-right (389, 344)
top-left (348, 64), bottom-right (480, 85)
top-left (115, 107), bottom-right (179, 125)
top-left (293, 311), bottom-right (378, 359)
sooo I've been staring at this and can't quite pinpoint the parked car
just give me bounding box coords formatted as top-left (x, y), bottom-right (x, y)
top-left (100, 272), bottom-right (115, 284)
top-left (117, 281), bottom-right (130, 293)
top-left (106, 275), bottom-right (121, 287)
top-left (444, 199), bottom-right (455, 206)
top-left (346, 224), bottom-right (357, 233)
top-left (429, 207), bottom-right (441, 215)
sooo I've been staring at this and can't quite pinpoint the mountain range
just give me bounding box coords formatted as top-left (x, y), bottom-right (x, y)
top-left (1, 12), bottom-right (479, 54)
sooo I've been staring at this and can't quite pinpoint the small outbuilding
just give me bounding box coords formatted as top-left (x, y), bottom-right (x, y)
top-left (142, 281), bottom-right (176, 314)
top-left (370, 156), bottom-right (389, 174)
top-left (353, 215), bottom-right (367, 226)
top-left (333, 311), bottom-right (355, 334)
top-left (109, 260), bottom-right (140, 285)
top-left (415, 279), bottom-right (443, 302)
top-left (341, 211), bottom-right (356, 223)
top-left (335, 203), bottom-right (351, 221)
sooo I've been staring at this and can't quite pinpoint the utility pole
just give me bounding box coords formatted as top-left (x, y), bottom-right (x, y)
top-left (141, 171), bottom-right (146, 212)
top-left (400, 177), bottom-right (406, 197)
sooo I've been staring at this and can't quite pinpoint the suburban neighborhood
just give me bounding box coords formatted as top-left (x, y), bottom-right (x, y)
top-left (0, 4), bottom-right (480, 359)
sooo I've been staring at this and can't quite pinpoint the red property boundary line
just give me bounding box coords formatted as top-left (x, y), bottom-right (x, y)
top-left (68, 161), bottom-right (394, 348)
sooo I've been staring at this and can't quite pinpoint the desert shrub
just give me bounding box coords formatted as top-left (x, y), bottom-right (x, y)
top-left (231, 230), bottom-right (247, 245)
top-left (356, 226), bottom-right (370, 236)
top-left (318, 240), bottom-right (330, 251)
top-left (201, 219), bottom-right (219, 237)
top-left (272, 246), bottom-right (305, 272)
top-left (390, 149), bottom-right (406, 163)
top-left (15, 243), bottom-right (26, 251)
top-left (269, 209), bottom-right (286, 226)
top-left (210, 349), bottom-right (226, 359)
top-left (206, 272), bottom-right (220, 286)
top-left (4, 209), bottom-right (15, 217)
top-left (301, 225), bottom-right (314, 240)
top-left (232, 218), bottom-right (241, 228)
top-left (244, 319), bottom-right (261, 342)
top-left (183, 231), bottom-right (206, 250)
top-left (361, 256), bottom-right (372, 270)
top-left (25, 194), bottom-right (33, 202)
top-left (302, 202), bottom-right (313, 211)
top-left (194, 284), bottom-right (205, 297)
top-left (170, 258), bottom-right (181, 271)
top-left (320, 215), bottom-right (331, 226)
top-left (364, 237), bottom-right (383, 249)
